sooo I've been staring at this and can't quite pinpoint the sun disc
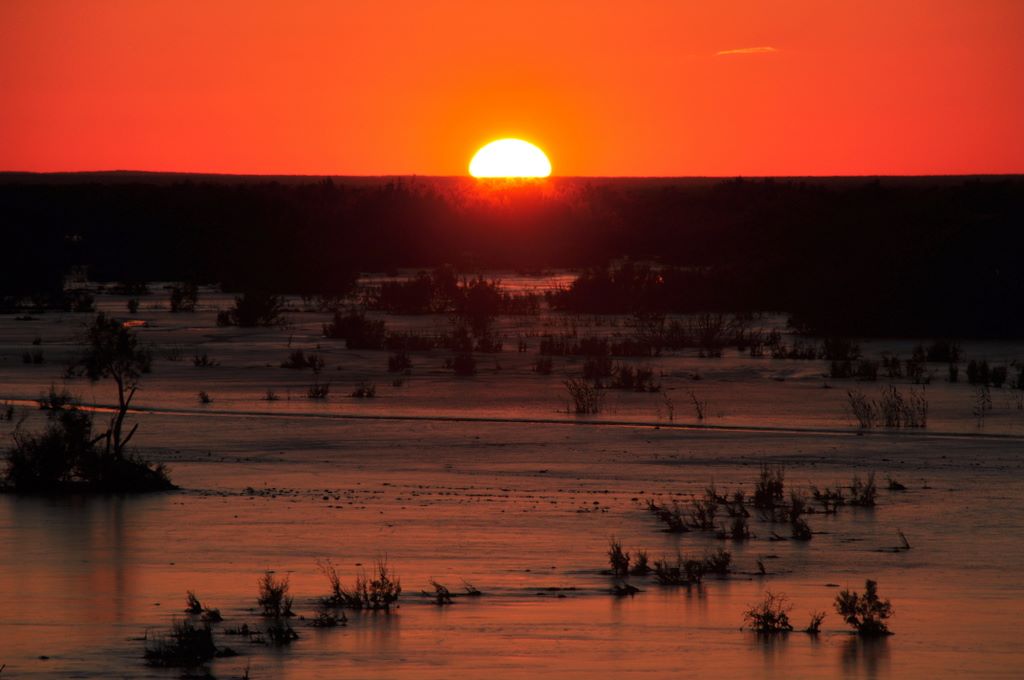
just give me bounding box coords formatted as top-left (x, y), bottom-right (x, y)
top-left (469, 139), bottom-right (551, 178)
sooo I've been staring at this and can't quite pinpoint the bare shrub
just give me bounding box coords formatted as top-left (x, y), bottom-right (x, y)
top-left (185, 591), bottom-right (203, 615)
top-left (193, 352), bottom-right (218, 368)
top-left (812, 485), bottom-right (845, 512)
top-left (646, 499), bottom-right (689, 533)
top-left (317, 558), bottom-right (401, 611)
top-left (144, 619), bottom-right (222, 668)
top-left (754, 463), bottom-right (785, 509)
top-left (849, 472), bottom-right (878, 507)
top-left (565, 379), bottom-right (602, 414)
top-left (630, 550), bottom-right (650, 575)
top-left (804, 611), bottom-right (826, 634)
top-left (744, 591), bottom-right (793, 634)
top-left (847, 389), bottom-right (876, 428)
top-left (307, 381), bottom-right (331, 399)
top-left (257, 571), bottom-right (294, 618)
top-left (850, 386), bottom-right (927, 428)
top-left (608, 538), bottom-right (630, 577)
top-left (265, 618), bottom-right (299, 644)
top-left (835, 580), bottom-right (893, 636)
top-left (323, 310), bottom-right (386, 348)
top-left (429, 580), bottom-right (453, 606)
top-left (281, 349), bottom-right (323, 372)
top-left (310, 604), bottom-right (345, 628)
top-left (689, 496), bottom-right (718, 531)
top-left (351, 382), bottom-right (377, 398)
top-left (217, 291), bottom-right (283, 327)
top-left (169, 283), bottom-right (199, 313)
top-left (690, 392), bottom-right (708, 420)
top-left (974, 385), bottom-right (992, 425)
top-left (723, 515), bottom-right (752, 540)
top-left (388, 352), bottom-right (412, 373)
top-left (447, 352), bottom-right (477, 376)
top-left (702, 548), bottom-right (731, 574)
top-left (820, 337), bottom-right (861, 361)
top-left (652, 553), bottom-right (705, 585)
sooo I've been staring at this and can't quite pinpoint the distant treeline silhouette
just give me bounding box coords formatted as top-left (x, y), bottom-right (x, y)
top-left (2, 175), bottom-right (1022, 337)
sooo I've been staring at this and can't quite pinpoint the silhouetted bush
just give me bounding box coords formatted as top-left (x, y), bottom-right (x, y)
top-left (323, 311), bottom-right (386, 349)
top-left (881, 353), bottom-right (903, 378)
top-left (723, 515), bottom-right (752, 540)
top-left (772, 339), bottom-right (819, 360)
top-left (447, 352), bottom-right (476, 376)
top-left (848, 386), bottom-right (927, 428)
top-left (821, 337), bottom-right (860, 362)
top-left (4, 402), bottom-right (171, 493)
top-left (144, 619), bottom-right (226, 668)
top-left (185, 591), bottom-right (203, 614)
top-left (925, 340), bottom-right (961, 363)
top-left (429, 580), bottom-right (453, 606)
top-left (169, 283), bottom-right (199, 312)
top-left (582, 355), bottom-right (614, 381)
top-left (307, 381), bottom-right (331, 399)
top-left (835, 580), bottom-right (893, 636)
top-left (754, 463), bottom-right (785, 509)
top-left (310, 604), bottom-right (345, 628)
top-left (630, 550), bottom-right (650, 575)
top-left (812, 485), bottom-right (845, 512)
top-left (384, 331), bottom-right (439, 352)
top-left (257, 572), bottom-right (294, 618)
top-left (967, 359), bottom-right (990, 385)
top-left (647, 499), bottom-right (690, 533)
top-left (193, 352), bottom-right (218, 368)
top-left (609, 364), bottom-right (659, 391)
top-left (689, 494), bottom-right (718, 531)
top-left (744, 592), bottom-right (793, 634)
top-left (317, 558), bottom-right (401, 611)
top-left (608, 538), bottom-right (630, 577)
top-left (856, 359), bottom-right (879, 381)
top-left (652, 553), bottom-right (705, 585)
top-left (64, 289), bottom-right (96, 313)
top-left (22, 349), bottom-right (44, 365)
top-left (281, 349), bottom-right (323, 372)
top-left (265, 618), bottom-right (299, 645)
top-left (702, 548), bottom-right (732, 574)
top-left (351, 382), bottom-right (376, 398)
top-left (849, 473), bottom-right (878, 507)
top-left (184, 592), bottom-right (221, 623)
top-left (387, 352), bottom-right (412, 373)
top-left (565, 379), bottom-right (601, 414)
top-left (217, 291), bottom-right (284, 327)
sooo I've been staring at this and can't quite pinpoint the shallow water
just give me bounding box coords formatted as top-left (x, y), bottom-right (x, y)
top-left (2, 299), bottom-right (1024, 678)
top-left (2, 417), bottom-right (1023, 678)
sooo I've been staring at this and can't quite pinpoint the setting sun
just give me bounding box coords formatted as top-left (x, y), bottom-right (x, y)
top-left (469, 139), bottom-right (552, 178)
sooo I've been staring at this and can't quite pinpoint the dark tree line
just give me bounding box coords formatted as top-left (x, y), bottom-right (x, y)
top-left (1, 174), bottom-right (1022, 336)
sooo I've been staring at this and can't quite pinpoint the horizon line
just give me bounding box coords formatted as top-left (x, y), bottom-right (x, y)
top-left (2, 169), bottom-right (1023, 181)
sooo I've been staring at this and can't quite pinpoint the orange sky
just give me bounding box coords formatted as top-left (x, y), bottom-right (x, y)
top-left (1, 0), bottom-right (1022, 176)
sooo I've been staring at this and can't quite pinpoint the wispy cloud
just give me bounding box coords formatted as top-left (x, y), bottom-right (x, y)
top-left (716, 46), bottom-right (778, 56)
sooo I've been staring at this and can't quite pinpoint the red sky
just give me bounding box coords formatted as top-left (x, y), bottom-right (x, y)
top-left (1, 0), bottom-right (1022, 176)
